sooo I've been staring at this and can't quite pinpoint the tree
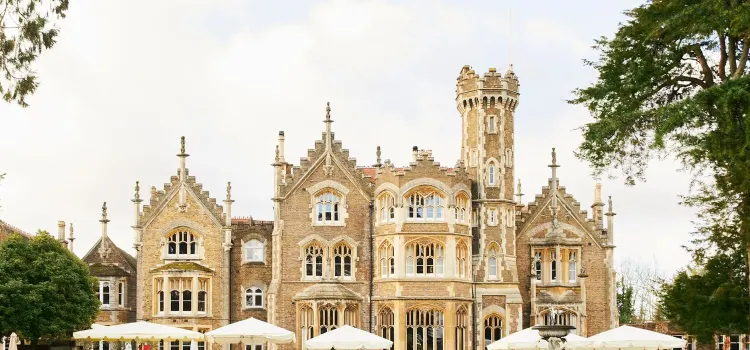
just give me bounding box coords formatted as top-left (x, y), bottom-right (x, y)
top-left (660, 250), bottom-right (749, 344)
top-left (0, 232), bottom-right (99, 348)
top-left (617, 277), bottom-right (635, 325)
top-left (570, 0), bottom-right (750, 324)
top-left (0, 0), bottom-right (69, 107)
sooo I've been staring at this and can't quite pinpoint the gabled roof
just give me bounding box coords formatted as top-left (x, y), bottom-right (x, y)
top-left (0, 219), bottom-right (32, 239)
top-left (137, 137), bottom-right (227, 228)
top-left (81, 235), bottom-right (137, 272)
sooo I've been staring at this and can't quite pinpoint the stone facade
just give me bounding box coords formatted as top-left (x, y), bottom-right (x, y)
top-left (78, 65), bottom-right (618, 350)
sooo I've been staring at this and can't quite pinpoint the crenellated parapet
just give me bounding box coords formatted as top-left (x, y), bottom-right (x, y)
top-left (456, 65), bottom-right (520, 115)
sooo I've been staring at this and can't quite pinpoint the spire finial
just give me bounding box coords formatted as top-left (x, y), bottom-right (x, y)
top-left (134, 181), bottom-right (141, 201)
top-left (516, 179), bottom-right (524, 203)
top-left (608, 195), bottom-right (613, 213)
top-left (100, 202), bottom-right (109, 222)
top-left (226, 181), bottom-right (232, 201)
top-left (275, 145), bottom-right (280, 162)
top-left (375, 146), bottom-right (382, 167)
top-left (325, 101), bottom-right (331, 122)
top-left (180, 136), bottom-right (186, 154)
top-left (69, 223), bottom-right (74, 238)
top-left (551, 147), bottom-right (557, 166)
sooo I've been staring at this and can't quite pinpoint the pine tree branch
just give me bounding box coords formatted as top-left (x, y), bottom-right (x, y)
top-left (691, 44), bottom-right (715, 87)
top-left (732, 37), bottom-right (749, 79)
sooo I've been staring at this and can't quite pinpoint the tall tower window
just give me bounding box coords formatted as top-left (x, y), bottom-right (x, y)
top-left (379, 241), bottom-right (395, 278)
top-left (488, 165), bottom-right (496, 185)
top-left (487, 246), bottom-right (498, 280)
top-left (488, 209), bottom-right (497, 226)
top-left (488, 116), bottom-right (496, 133)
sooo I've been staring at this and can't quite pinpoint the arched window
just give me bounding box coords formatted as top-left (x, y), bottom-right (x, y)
top-left (304, 243), bottom-right (324, 278)
top-left (488, 247), bottom-right (498, 280)
top-left (569, 251), bottom-right (577, 282)
top-left (484, 315), bottom-right (503, 348)
top-left (244, 240), bottom-right (264, 262)
top-left (407, 190), bottom-right (445, 221)
top-left (456, 307), bottom-right (469, 350)
top-left (406, 242), bottom-right (444, 277)
top-left (534, 251), bottom-right (542, 282)
top-left (406, 309), bottom-right (444, 350)
top-left (332, 242), bottom-right (353, 278)
top-left (167, 230), bottom-right (198, 258)
top-left (197, 279), bottom-right (208, 313)
top-left (319, 304), bottom-right (338, 334)
top-left (488, 164), bottom-right (496, 185)
top-left (343, 304), bottom-right (358, 327)
top-left (245, 288), bottom-right (263, 308)
top-left (378, 193), bottom-right (396, 224)
top-left (300, 306), bottom-right (314, 348)
top-left (182, 290), bottom-right (192, 312)
top-left (456, 241), bottom-right (468, 278)
top-left (170, 290), bottom-right (180, 312)
top-left (378, 307), bottom-right (395, 350)
top-left (315, 190), bottom-right (341, 224)
top-left (551, 251), bottom-right (558, 282)
top-left (379, 241), bottom-right (395, 278)
top-left (455, 193), bottom-right (469, 224)
top-left (99, 281), bottom-right (110, 307)
top-left (158, 291), bottom-right (165, 313)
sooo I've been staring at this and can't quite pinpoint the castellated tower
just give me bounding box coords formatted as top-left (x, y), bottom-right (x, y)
top-left (456, 65), bottom-right (523, 345)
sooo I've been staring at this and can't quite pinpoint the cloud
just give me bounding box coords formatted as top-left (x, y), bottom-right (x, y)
top-left (0, 0), bottom-right (695, 276)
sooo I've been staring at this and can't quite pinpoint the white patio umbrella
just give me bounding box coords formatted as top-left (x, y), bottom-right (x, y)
top-left (586, 325), bottom-right (686, 350)
top-left (205, 317), bottom-right (295, 346)
top-left (9, 333), bottom-right (18, 350)
top-left (304, 325), bottom-right (392, 350)
top-left (487, 327), bottom-right (592, 350)
top-left (73, 321), bottom-right (204, 342)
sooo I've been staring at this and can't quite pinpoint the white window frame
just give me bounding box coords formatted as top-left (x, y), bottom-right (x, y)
top-left (303, 243), bottom-right (325, 280)
top-left (487, 248), bottom-right (498, 280)
top-left (332, 242), bottom-right (354, 280)
top-left (568, 251), bottom-right (577, 283)
top-left (551, 251), bottom-right (558, 283)
top-left (244, 287), bottom-right (264, 309)
top-left (99, 281), bottom-right (111, 308)
top-left (378, 193), bottom-right (396, 224)
top-left (118, 281), bottom-right (125, 307)
top-left (314, 191), bottom-right (343, 225)
top-left (534, 252), bottom-right (542, 283)
top-left (488, 115), bottom-right (497, 133)
top-left (243, 239), bottom-right (265, 263)
top-left (166, 230), bottom-right (200, 260)
top-left (406, 192), bottom-right (445, 222)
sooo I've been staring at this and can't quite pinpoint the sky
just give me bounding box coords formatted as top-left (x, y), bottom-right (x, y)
top-left (0, 0), bottom-right (696, 276)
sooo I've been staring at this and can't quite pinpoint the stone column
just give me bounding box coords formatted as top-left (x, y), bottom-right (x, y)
top-left (444, 302), bottom-right (456, 350)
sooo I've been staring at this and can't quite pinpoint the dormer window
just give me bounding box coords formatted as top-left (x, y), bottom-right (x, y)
top-left (407, 190), bottom-right (445, 221)
top-left (315, 191), bottom-right (341, 224)
top-left (167, 230), bottom-right (198, 259)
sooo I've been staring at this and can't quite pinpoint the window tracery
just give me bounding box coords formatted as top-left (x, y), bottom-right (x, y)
top-left (405, 242), bottom-right (445, 277)
top-left (456, 241), bottom-right (468, 278)
top-left (407, 190), bottom-right (445, 221)
top-left (455, 193), bottom-right (469, 224)
top-left (484, 315), bottom-right (503, 348)
top-left (487, 246), bottom-right (498, 280)
top-left (319, 304), bottom-right (338, 334)
top-left (167, 230), bottom-right (198, 259)
top-left (315, 190), bottom-right (342, 224)
top-left (406, 309), bottom-right (444, 350)
top-left (456, 307), bottom-right (469, 350)
top-left (379, 241), bottom-right (395, 278)
top-left (378, 193), bottom-right (396, 224)
top-left (332, 242), bottom-right (353, 278)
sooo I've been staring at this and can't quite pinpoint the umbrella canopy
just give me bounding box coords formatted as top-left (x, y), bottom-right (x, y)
top-left (304, 325), bottom-right (392, 350)
top-left (205, 318), bottom-right (295, 345)
top-left (586, 325), bottom-right (686, 350)
top-left (487, 327), bottom-right (592, 350)
top-left (73, 321), bottom-right (204, 342)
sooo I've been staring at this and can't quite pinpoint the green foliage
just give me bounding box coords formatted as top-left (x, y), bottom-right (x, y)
top-left (617, 277), bottom-right (635, 325)
top-left (0, 232), bottom-right (99, 343)
top-left (0, 0), bottom-right (69, 107)
top-left (660, 250), bottom-right (749, 344)
top-left (571, 0), bottom-right (750, 333)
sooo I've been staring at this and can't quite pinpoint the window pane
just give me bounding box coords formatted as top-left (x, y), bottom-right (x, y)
top-left (171, 290), bottom-right (180, 311)
top-left (182, 291), bottom-right (192, 312)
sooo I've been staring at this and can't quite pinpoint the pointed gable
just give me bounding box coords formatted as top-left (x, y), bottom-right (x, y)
top-left (277, 103), bottom-right (374, 200)
top-left (82, 236), bottom-right (137, 277)
top-left (137, 137), bottom-right (227, 229)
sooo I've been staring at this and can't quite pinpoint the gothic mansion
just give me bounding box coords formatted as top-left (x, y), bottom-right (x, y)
top-left (77, 65), bottom-right (618, 350)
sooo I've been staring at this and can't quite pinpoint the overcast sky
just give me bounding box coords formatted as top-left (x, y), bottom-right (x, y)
top-left (0, 0), bottom-right (696, 276)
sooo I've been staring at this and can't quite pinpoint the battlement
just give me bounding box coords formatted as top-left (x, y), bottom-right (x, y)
top-left (456, 64), bottom-right (520, 114)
